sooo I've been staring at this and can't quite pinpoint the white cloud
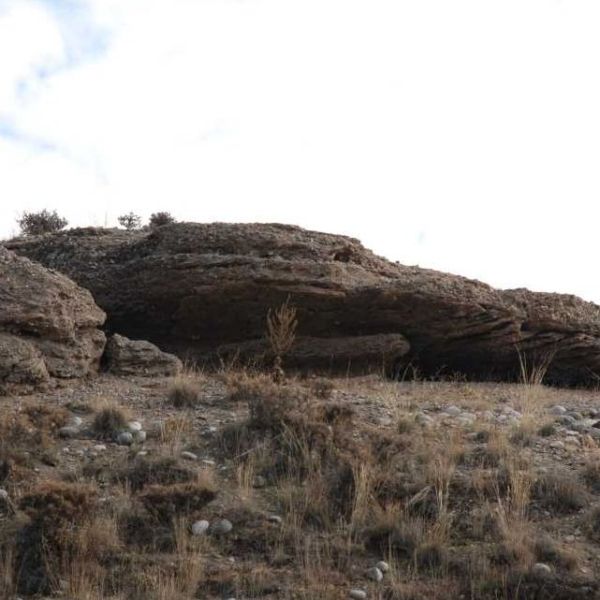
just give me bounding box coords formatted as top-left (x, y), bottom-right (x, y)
top-left (1, 0), bottom-right (600, 300)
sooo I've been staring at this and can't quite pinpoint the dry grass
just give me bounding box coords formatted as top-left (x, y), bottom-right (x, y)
top-left (4, 373), bottom-right (600, 599)
top-left (516, 347), bottom-right (555, 415)
top-left (168, 365), bottom-right (205, 408)
top-left (138, 478), bottom-right (218, 523)
top-left (266, 297), bottom-right (298, 359)
top-left (91, 402), bottom-right (130, 439)
top-left (159, 415), bottom-right (193, 455)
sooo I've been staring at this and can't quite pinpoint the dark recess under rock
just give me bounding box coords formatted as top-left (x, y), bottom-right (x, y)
top-left (7, 222), bottom-right (600, 385)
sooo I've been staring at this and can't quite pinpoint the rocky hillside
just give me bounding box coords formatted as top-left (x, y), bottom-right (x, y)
top-left (7, 223), bottom-right (600, 385)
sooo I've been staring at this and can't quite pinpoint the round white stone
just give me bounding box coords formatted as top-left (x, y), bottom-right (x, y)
top-left (191, 520), bottom-right (210, 536)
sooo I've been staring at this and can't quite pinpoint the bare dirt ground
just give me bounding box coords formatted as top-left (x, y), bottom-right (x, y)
top-left (3, 372), bottom-right (600, 599)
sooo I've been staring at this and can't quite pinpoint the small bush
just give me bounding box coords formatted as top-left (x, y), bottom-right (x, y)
top-left (168, 376), bottom-right (202, 408)
top-left (583, 459), bottom-right (600, 493)
top-left (534, 534), bottom-right (577, 571)
top-left (532, 470), bottom-right (587, 513)
top-left (149, 211), bottom-right (175, 228)
top-left (138, 481), bottom-right (217, 523)
top-left (119, 457), bottom-right (196, 492)
top-left (364, 519), bottom-right (424, 561)
top-left (538, 423), bottom-right (556, 437)
top-left (585, 506), bottom-right (600, 542)
top-left (91, 404), bottom-right (129, 439)
top-left (310, 378), bottom-right (335, 400)
top-left (0, 404), bottom-right (68, 468)
top-left (17, 209), bottom-right (67, 236)
top-left (19, 480), bottom-right (97, 525)
top-left (118, 212), bottom-right (142, 231)
top-left (16, 481), bottom-right (98, 595)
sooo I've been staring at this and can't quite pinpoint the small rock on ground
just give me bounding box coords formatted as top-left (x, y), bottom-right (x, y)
top-left (191, 520), bottom-right (210, 536)
top-left (210, 518), bottom-right (233, 535)
top-left (365, 566), bottom-right (383, 582)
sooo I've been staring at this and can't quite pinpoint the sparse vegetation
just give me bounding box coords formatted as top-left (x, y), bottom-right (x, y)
top-left (118, 211), bottom-right (142, 231)
top-left (91, 402), bottom-right (130, 439)
top-left (2, 372), bottom-right (600, 598)
top-left (17, 209), bottom-right (68, 236)
top-left (266, 297), bottom-right (298, 380)
top-left (149, 211), bottom-right (176, 228)
top-left (168, 367), bottom-right (204, 408)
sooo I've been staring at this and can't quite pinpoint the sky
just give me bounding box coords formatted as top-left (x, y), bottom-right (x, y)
top-left (1, 0), bottom-right (600, 301)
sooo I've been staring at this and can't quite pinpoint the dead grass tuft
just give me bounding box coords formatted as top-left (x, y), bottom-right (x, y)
top-left (91, 402), bottom-right (130, 439)
top-left (138, 480), bottom-right (217, 523)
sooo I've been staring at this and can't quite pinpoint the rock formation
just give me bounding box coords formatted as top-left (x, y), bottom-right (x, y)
top-left (0, 246), bottom-right (106, 393)
top-left (7, 222), bottom-right (600, 384)
top-left (104, 334), bottom-right (182, 376)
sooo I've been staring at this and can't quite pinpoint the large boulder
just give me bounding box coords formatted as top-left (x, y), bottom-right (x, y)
top-left (0, 247), bottom-right (106, 393)
top-left (104, 334), bottom-right (182, 376)
top-left (6, 222), bottom-right (600, 384)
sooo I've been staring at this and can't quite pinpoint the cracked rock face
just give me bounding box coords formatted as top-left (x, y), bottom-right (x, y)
top-left (0, 247), bottom-right (106, 393)
top-left (6, 222), bottom-right (600, 384)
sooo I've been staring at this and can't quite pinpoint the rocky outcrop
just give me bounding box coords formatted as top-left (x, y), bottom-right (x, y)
top-left (0, 247), bottom-right (106, 393)
top-left (6, 222), bottom-right (600, 384)
top-left (217, 333), bottom-right (410, 373)
top-left (104, 334), bottom-right (182, 376)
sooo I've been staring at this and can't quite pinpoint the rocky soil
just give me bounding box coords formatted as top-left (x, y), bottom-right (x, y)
top-left (3, 372), bottom-right (600, 598)
top-left (7, 222), bottom-right (600, 384)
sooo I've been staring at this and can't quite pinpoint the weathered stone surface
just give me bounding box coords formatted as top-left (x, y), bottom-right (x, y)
top-left (216, 333), bottom-right (410, 373)
top-left (7, 222), bottom-right (600, 384)
top-left (0, 246), bottom-right (106, 393)
top-left (105, 334), bottom-right (182, 376)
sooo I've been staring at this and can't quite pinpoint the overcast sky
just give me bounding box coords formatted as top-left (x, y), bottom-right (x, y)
top-left (1, 0), bottom-right (599, 300)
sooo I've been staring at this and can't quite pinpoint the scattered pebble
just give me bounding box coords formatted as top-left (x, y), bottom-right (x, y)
top-left (202, 459), bottom-right (216, 466)
top-left (550, 405), bottom-right (567, 415)
top-left (444, 405), bottom-right (462, 417)
top-left (93, 444), bottom-right (107, 452)
top-left (127, 421), bottom-right (143, 432)
top-left (349, 590), bottom-right (367, 600)
top-left (191, 520), bottom-right (210, 536)
top-left (58, 426), bottom-right (79, 439)
top-left (210, 518), bottom-right (233, 535)
top-left (375, 560), bottom-right (389, 573)
top-left (267, 515), bottom-right (283, 525)
top-left (550, 441), bottom-right (565, 450)
top-left (415, 413), bottom-right (433, 426)
top-left (69, 416), bottom-right (83, 427)
top-left (116, 432), bottom-right (134, 446)
top-left (365, 566), bottom-right (383, 582)
top-left (181, 451), bottom-right (198, 461)
top-left (532, 563), bottom-right (552, 577)
top-left (133, 430), bottom-right (147, 443)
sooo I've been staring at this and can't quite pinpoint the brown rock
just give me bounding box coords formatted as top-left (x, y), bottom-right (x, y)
top-left (217, 333), bottom-right (410, 374)
top-left (0, 246), bottom-right (106, 393)
top-left (6, 222), bottom-right (600, 385)
top-left (104, 334), bottom-right (182, 376)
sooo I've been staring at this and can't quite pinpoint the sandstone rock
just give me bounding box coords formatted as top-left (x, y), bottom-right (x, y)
top-left (0, 247), bottom-right (105, 393)
top-left (8, 223), bottom-right (600, 383)
top-left (104, 334), bottom-right (181, 376)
